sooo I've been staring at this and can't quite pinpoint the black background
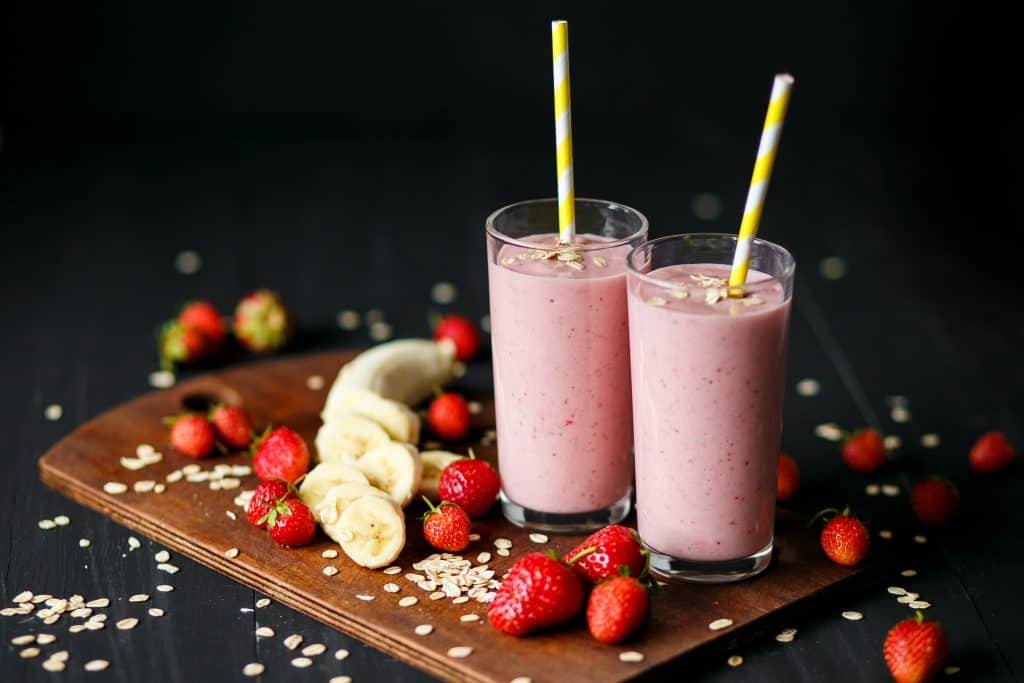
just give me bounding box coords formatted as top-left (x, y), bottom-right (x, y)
top-left (2, 2), bottom-right (1022, 682)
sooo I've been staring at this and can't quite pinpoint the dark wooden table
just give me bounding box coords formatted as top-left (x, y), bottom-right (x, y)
top-left (1, 83), bottom-right (1020, 682)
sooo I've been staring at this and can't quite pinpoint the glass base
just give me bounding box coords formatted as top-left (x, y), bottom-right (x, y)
top-left (645, 539), bottom-right (773, 583)
top-left (500, 489), bottom-right (632, 534)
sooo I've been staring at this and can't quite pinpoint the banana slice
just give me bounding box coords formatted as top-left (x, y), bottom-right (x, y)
top-left (315, 481), bottom-right (389, 528)
top-left (297, 462), bottom-right (370, 512)
top-left (314, 413), bottom-right (391, 464)
top-left (336, 494), bottom-right (406, 569)
top-left (354, 442), bottom-right (423, 508)
top-left (419, 450), bottom-right (467, 501)
top-left (325, 338), bottom-right (457, 407)
top-left (322, 388), bottom-right (421, 444)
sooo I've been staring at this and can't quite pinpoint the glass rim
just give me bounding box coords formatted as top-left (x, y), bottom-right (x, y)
top-left (626, 233), bottom-right (796, 291)
top-left (485, 197), bottom-right (649, 252)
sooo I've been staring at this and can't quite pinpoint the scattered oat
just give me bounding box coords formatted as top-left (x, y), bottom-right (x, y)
top-left (322, 549), bottom-right (339, 559)
top-left (84, 659), bottom-right (110, 672)
top-left (897, 594), bottom-right (919, 604)
top-left (330, 677), bottom-right (352, 683)
top-left (591, 255), bottom-right (608, 267)
top-left (452, 596), bottom-right (470, 605)
top-left (467, 401), bottom-right (482, 416)
top-left (20, 647), bottom-right (41, 659)
top-left (157, 563), bottom-right (180, 574)
top-left (669, 286), bottom-right (689, 299)
top-left (619, 651), bottom-right (645, 663)
top-left (283, 634), bottom-right (303, 650)
top-left (914, 535), bottom-right (928, 544)
top-left (225, 510), bottom-right (237, 521)
top-left (255, 626), bottom-right (275, 638)
top-left (494, 538), bottom-right (512, 549)
top-left (728, 655), bottom-right (744, 667)
top-left (148, 370), bottom-right (176, 389)
top-left (291, 657), bottom-right (313, 668)
top-left (429, 592), bottom-right (445, 601)
top-left (866, 484), bottom-right (880, 496)
top-left (447, 646), bottom-right (473, 659)
top-left (323, 566), bottom-right (339, 577)
top-left (355, 594), bottom-right (374, 602)
top-left (301, 643), bottom-right (326, 657)
top-left (383, 583), bottom-right (400, 593)
top-left (709, 618), bottom-right (734, 631)
top-left (242, 662), bottom-right (265, 677)
top-left (116, 618), bottom-right (139, 630)
top-left (224, 547), bottom-right (240, 559)
top-left (127, 536), bottom-right (141, 550)
top-left (879, 530), bottom-right (893, 540)
top-left (468, 533), bottom-right (481, 542)
top-left (256, 598), bottom-right (271, 608)
top-left (431, 282), bottom-right (458, 304)
top-left (306, 374), bottom-right (325, 391)
top-left (528, 533), bottom-right (549, 544)
top-left (645, 296), bottom-right (667, 307)
top-left (705, 287), bottom-right (727, 305)
top-left (888, 586), bottom-right (907, 595)
top-left (86, 598), bottom-right (109, 608)
top-left (496, 548), bottom-right (510, 557)
top-left (38, 519), bottom-right (57, 530)
top-left (819, 256), bottom-right (847, 280)
top-left (884, 435), bottom-right (902, 452)
top-left (815, 423), bottom-right (845, 441)
top-left (68, 624), bottom-right (86, 633)
top-left (796, 378), bottom-right (821, 396)
top-left (12, 635), bottom-right (36, 645)
top-left (369, 321), bottom-right (393, 341)
top-left (921, 434), bottom-right (941, 448)
top-left (134, 480), bottom-right (156, 493)
top-left (901, 569), bottom-right (918, 577)
top-left (510, 678), bottom-right (533, 683)
top-left (908, 601), bottom-right (931, 609)
top-left (129, 594), bottom-right (150, 603)
top-left (460, 614), bottom-right (480, 622)
top-left (36, 634), bottom-right (56, 645)
top-left (414, 624), bottom-right (434, 636)
top-left (166, 470), bottom-right (184, 483)
top-left (14, 591), bottom-right (33, 603)
top-left (775, 628), bottom-right (798, 643)
top-left (841, 611), bottom-right (864, 621)
top-left (398, 596), bottom-right (418, 607)
top-left (43, 403), bottom-right (65, 422)
top-left (154, 550), bottom-right (170, 563)
top-left (174, 250), bottom-right (202, 274)
top-left (52, 515), bottom-right (70, 527)
top-left (944, 665), bottom-right (960, 675)
top-left (891, 406), bottom-right (911, 423)
top-left (42, 658), bottom-right (66, 672)
top-left (156, 585), bottom-right (174, 593)
top-left (476, 552), bottom-right (492, 563)
top-left (334, 649), bottom-right (350, 661)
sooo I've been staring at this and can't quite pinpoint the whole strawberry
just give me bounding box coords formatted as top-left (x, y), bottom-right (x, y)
top-left (165, 413), bottom-right (216, 458)
top-left (487, 552), bottom-right (584, 636)
top-left (421, 497), bottom-right (470, 552)
top-left (563, 525), bottom-right (646, 585)
top-left (586, 570), bottom-right (650, 644)
top-left (814, 506), bottom-right (870, 567)
top-left (179, 300), bottom-right (226, 351)
top-left (251, 426), bottom-right (310, 483)
top-left (910, 477), bottom-right (959, 527)
top-left (427, 392), bottom-right (471, 441)
top-left (210, 404), bottom-right (254, 449)
top-left (883, 612), bottom-right (948, 683)
top-left (842, 428), bottom-right (886, 473)
top-left (233, 289), bottom-right (292, 353)
top-left (968, 430), bottom-right (1015, 473)
top-left (157, 320), bottom-right (211, 370)
top-left (777, 452), bottom-right (800, 502)
top-left (262, 496), bottom-right (316, 547)
top-left (246, 479), bottom-right (291, 528)
top-left (433, 315), bottom-right (481, 362)
top-left (437, 450), bottom-right (500, 518)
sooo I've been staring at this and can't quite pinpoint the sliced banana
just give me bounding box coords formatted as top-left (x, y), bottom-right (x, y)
top-left (314, 413), bottom-right (391, 464)
top-left (354, 442), bottom-right (423, 508)
top-left (315, 481), bottom-right (389, 528)
top-left (298, 462), bottom-right (370, 512)
top-left (323, 388), bottom-right (421, 444)
top-left (419, 450), bottom-right (467, 501)
top-left (325, 338), bottom-right (457, 407)
top-left (336, 494), bottom-right (406, 569)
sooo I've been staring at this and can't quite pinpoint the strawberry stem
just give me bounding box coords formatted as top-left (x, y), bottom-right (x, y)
top-left (807, 507), bottom-right (841, 527)
top-left (565, 545), bottom-right (597, 566)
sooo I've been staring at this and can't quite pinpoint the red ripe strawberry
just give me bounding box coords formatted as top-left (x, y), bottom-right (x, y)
top-left (842, 428), bottom-right (886, 473)
top-left (563, 525), bottom-right (646, 586)
top-left (421, 497), bottom-right (471, 552)
top-left (157, 320), bottom-right (211, 370)
top-left (251, 426), bottom-right (310, 483)
top-left (165, 413), bottom-right (216, 458)
top-left (427, 392), bottom-right (471, 441)
top-left (814, 506), bottom-right (870, 567)
top-left (179, 300), bottom-right (226, 350)
top-left (209, 404), bottom-right (253, 449)
top-left (777, 452), bottom-right (800, 502)
top-left (262, 496), bottom-right (316, 547)
top-left (433, 314), bottom-right (480, 361)
top-left (487, 552), bottom-right (584, 636)
top-left (233, 289), bottom-right (292, 353)
top-left (968, 430), bottom-right (1015, 473)
top-left (246, 479), bottom-right (290, 528)
top-left (437, 450), bottom-right (500, 518)
top-left (910, 477), bottom-right (959, 527)
top-left (586, 570), bottom-right (650, 644)
top-left (883, 612), bottom-right (949, 683)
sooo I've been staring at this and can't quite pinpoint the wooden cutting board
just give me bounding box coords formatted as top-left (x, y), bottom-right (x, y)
top-left (38, 349), bottom-right (866, 683)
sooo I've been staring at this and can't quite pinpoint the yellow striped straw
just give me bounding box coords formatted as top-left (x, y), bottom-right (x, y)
top-left (551, 20), bottom-right (575, 244)
top-left (729, 73), bottom-right (795, 290)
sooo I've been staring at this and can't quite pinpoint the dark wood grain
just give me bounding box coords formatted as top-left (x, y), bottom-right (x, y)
top-left (38, 349), bottom-right (866, 683)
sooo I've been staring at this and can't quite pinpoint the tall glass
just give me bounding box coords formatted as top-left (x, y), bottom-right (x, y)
top-left (626, 234), bottom-right (795, 581)
top-left (486, 198), bottom-right (648, 532)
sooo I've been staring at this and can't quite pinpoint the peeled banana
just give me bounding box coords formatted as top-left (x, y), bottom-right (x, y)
top-left (335, 494), bottom-right (407, 569)
top-left (324, 338), bottom-right (456, 407)
top-left (355, 442), bottom-right (423, 508)
top-left (297, 462), bottom-right (370, 512)
top-left (314, 413), bottom-right (391, 464)
top-left (322, 388), bottom-right (421, 444)
top-left (418, 450), bottom-right (467, 501)
top-left (315, 481), bottom-right (389, 527)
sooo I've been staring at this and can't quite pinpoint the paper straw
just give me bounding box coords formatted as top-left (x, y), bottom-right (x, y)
top-left (551, 20), bottom-right (575, 244)
top-left (728, 73), bottom-right (795, 289)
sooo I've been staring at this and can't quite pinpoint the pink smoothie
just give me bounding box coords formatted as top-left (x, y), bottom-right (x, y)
top-left (627, 263), bottom-right (791, 561)
top-left (487, 234), bottom-right (634, 514)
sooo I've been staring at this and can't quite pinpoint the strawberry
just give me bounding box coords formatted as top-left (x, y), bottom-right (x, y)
top-left (209, 404), bottom-right (253, 449)
top-left (421, 497), bottom-right (471, 552)
top-left (813, 506), bottom-right (870, 567)
top-left (261, 495), bottom-right (316, 547)
top-left (165, 413), bottom-right (216, 458)
top-left (586, 569), bottom-right (650, 644)
top-left (178, 300), bottom-right (226, 350)
top-left (910, 477), bottom-right (959, 527)
top-left (246, 479), bottom-right (290, 528)
top-left (968, 430), bottom-right (1015, 473)
top-left (777, 452), bottom-right (800, 502)
top-left (233, 289), bottom-right (292, 353)
top-left (157, 320), bottom-right (212, 370)
top-left (427, 392), bottom-right (471, 441)
top-left (842, 428), bottom-right (886, 473)
top-left (251, 426), bottom-right (310, 483)
top-left (487, 551), bottom-right (585, 636)
top-left (433, 314), bottom-right (481, 361)
top-left (437, 450), bottom-right (501, 518)
top-left (883, 612), bottom-right (949, 683)
top-left (563, 525), bottom-right (646, 586)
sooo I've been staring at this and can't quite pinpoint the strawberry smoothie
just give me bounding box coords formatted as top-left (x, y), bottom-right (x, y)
top-left (626, 236), bottom-right (794, 580)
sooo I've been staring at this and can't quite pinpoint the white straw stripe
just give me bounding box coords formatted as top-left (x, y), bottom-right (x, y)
top-left (743, 179), bottom-right (768, 214)
top-left (553, 52), bottom-right (568, 82)
top-left (733, 237), bottom-right (753, 270)
top-left (558, 168), bottom-right (574, 198)
top-left (555, 111), bottom-right (571, 143)
top-left (756, 122), bottom-right (783, 157)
